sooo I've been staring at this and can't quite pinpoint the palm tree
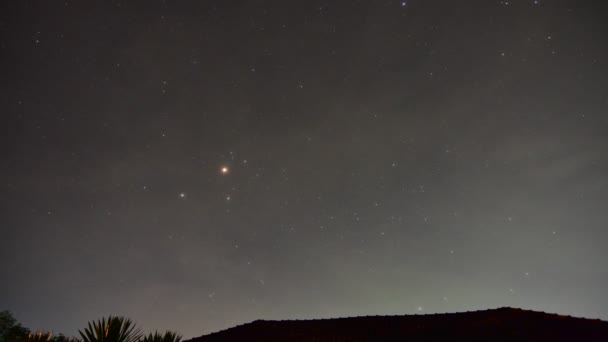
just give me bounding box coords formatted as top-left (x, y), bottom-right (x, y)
top-left (50, 334), bottom-right (78, 342)
top-left (78, 316), bottom-right (142, 342)
top-left (141, 331), bottom-right (181, 342)
top-left (24, 331), bottom-right (55, 342)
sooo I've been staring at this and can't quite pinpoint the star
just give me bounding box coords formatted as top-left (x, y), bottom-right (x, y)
top-left (179, 192), bottom-right (186, 198)
top-left (220, 166), bottom-right (230, 175)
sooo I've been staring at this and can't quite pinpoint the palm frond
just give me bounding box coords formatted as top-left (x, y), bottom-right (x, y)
top-left (141, 331), bottom-right (182, 342)
top-left (26, 331), bottom-right (54, 342)
top-left (78, 316), bottom-right (141, 342)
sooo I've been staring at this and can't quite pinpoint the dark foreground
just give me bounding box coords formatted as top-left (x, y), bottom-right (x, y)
top-left (186, 307), bottom-right (608, 341)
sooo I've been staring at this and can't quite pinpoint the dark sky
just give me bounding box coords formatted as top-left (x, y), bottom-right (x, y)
top-left (2, 0), bottom-right (608, 339)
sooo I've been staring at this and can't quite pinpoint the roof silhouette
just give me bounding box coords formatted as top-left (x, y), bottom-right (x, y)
top-left (186, 307), bottom-right (608, 341)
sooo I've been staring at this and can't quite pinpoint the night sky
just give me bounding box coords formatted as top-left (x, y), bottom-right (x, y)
top-left (2, 0), bottom-right (608, 339)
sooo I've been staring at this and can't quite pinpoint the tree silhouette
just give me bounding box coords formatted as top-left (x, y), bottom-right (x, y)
top-left (0, 310), bottom-right (30, 342)
top-left (2, 311), bottom-right (181, 342)
top-left (78, 317), bottom-right (142, 342)
top-left (141, 331), bottom-right (181, 342)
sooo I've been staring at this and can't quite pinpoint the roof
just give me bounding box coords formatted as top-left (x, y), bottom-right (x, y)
top-left (186, 307), bottom-right (608, 341)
